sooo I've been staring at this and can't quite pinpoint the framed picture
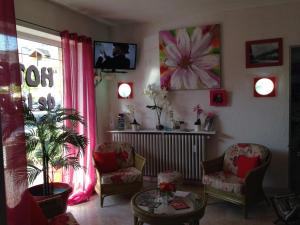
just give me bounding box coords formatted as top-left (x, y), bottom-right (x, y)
top-left (159, 24), bottom-right (221, 90)
top-left (210, 89), bottom-right (228, 106)
top-left (246, 38), bottom-right (283, 68)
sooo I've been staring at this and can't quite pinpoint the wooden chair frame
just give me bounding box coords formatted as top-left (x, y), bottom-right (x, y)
top-left (201, 144), bottom-right (271, 218)
top-left (94, 148), bottom-right (145, 207)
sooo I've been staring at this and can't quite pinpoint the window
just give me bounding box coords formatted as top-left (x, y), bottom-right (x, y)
top-left (17, 27), bottom-right (64, 185)
top-left (17, 27), bottom-right (63, 110)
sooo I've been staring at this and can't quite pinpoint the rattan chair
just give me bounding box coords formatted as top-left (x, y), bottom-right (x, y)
top-left (93, 142), bottom-right (145, 207)
top-left (201, 143), bottom-right (271, 218)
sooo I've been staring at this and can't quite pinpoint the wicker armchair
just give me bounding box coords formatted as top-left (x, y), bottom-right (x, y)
top-left (201, 143), bottom-right (271, 218)
top-left (93, 142), bottom-right (145, 207)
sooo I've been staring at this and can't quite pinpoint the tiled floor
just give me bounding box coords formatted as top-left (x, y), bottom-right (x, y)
top-left (68, 182), bottom-right (277, 225)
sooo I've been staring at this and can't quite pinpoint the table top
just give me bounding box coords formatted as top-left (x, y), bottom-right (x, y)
top-left (131, 188), bottom-right (206, 219)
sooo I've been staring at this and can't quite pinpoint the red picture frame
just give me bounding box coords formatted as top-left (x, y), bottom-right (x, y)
top-left (246, 38), bottom-right (283, 68)
top-left (210, 89), bottom-right (228, 106)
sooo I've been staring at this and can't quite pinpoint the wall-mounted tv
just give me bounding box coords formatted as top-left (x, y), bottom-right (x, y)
top-left (94, 41), bottom-right (137, 71)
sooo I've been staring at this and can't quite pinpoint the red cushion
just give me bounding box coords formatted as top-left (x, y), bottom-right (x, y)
top-left (93, 151), bottom-right (119, 173)
top-left (237, 155), bottom-right (260, 178)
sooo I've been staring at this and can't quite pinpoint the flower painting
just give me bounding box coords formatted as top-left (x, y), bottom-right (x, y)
top-left (159, 24), bottom-right (221, 90)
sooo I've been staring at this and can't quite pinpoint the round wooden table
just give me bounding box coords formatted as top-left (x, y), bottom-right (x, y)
top-left (131, 189), bottom-right (206, 225)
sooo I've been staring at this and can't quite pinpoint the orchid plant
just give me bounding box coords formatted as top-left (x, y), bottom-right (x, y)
top-left (127, 104), bottom-right (139, 125)
top-left (193, 104), bottom-right (203, 125)
top-left (144, 84), bottom-right (170, 130)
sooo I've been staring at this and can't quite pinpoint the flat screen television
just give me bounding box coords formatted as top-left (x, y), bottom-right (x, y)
top-left (94, 41), bottom-right (137, 71)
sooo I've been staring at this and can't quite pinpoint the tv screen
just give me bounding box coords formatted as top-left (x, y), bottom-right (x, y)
top-left (94, 41), bottom-right (137, 70)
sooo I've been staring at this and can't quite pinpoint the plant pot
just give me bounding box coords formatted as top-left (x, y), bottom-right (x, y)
top-left (28, 182), bottom-right (72, 219)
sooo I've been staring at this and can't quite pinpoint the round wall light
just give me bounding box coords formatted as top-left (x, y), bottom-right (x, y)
top-left (118, 82), bottom-right (133, 99)
top-left (253, 77), bottom-right (277, 97)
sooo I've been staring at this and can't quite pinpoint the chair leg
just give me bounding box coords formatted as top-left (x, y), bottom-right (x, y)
top-left (100, 195), bottom-right (104, 208)
top-left (244, 205), bottom-right (248, 219)
top-left (264, 193), bottom-right (271, 206)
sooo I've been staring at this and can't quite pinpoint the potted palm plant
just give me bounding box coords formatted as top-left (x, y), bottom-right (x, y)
top-left (24, 105), bottom-right (87, 217)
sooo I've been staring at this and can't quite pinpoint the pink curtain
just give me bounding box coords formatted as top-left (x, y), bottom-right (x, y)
top-left (0, 0), bottom-right (31, 224)
top-left (60, 31), bottom-right (97, 205)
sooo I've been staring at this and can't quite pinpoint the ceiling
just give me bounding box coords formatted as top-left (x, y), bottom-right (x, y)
top-left (49, 0), bottom-right (300, 25)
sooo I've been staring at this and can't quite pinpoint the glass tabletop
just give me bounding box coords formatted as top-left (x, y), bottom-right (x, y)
top-left (132, 188), bottom-right (205, 216)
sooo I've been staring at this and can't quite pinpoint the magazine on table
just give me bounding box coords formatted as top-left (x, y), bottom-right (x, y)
top-left (170, 199), bottom-right (190, 210)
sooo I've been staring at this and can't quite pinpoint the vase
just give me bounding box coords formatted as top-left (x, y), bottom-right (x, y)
top-left (204, 118), bottom-right (213, 131)
top-left (194, 124), bottom-right (201, 132)
top-left (160, 192), bottom-right (173, 206)
top-left (131, 124), bottom-right (138, 131)
top-left (156, 124), bottom-right (164, 130)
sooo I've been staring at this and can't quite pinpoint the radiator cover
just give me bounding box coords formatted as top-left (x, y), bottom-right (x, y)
top-left (109, 130), bottom-right (215, 182)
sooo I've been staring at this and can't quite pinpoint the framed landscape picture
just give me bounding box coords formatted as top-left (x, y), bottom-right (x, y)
top-left (159, 24), bottom-right (221, 90)
top-left (246, 38), bottom-right (283, 68)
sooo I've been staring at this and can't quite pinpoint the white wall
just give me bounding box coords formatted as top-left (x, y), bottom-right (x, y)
top-left (108, 2), bottom-right (300, 188)
top-left (14, 0), bottom-right (110, 40)
top-left (14, 0), bottom-right (111, 144)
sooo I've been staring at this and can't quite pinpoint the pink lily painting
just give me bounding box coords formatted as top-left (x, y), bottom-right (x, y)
top-left (159, 24), bottom-right (221, 90)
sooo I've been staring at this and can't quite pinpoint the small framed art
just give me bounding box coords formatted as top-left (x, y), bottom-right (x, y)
top-left (210, 89), bottom-right (228, 106)
top-left (246, 38), bottom-right (283, 68)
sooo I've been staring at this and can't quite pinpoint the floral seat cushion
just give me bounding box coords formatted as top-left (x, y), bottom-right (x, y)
top-left (223, 143), bottom-right (268, 175)
top-left (203, 171), bottom-right (244, 194)
top-left (96, 142), bottom-right (134, 169)
top-left (100, 167), bottom-right (142, 185)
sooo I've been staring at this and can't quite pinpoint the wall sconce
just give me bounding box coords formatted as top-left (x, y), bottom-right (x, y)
top-left (118, 82), bottom-right (133, 99)
top-left (253, 76), bottom-right (277, 97)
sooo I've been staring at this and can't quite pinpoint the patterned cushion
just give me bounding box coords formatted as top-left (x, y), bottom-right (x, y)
top-left (50, 212), bottom-right (79, 225)
top-left (223, 143), bottom-right (268, 175)
top-left (203, 171), bottom-right (244, 194)
top-left (100, 167), bottom-right (142, 184)
top-left (95, 142), bottom-right (134, 169)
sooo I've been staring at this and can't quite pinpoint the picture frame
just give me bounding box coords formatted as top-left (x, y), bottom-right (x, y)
top-left (210, 89), bottom-right (228, 106)
top-left (246, 38), bottom-right (283, 68)
top-left (159, 24), bottom-right (221, 90)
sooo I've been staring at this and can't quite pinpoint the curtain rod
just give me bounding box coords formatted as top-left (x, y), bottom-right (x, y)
top-left (16, 18), bottom-right (61, 34)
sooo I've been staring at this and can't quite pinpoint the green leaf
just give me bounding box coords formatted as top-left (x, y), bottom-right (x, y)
top-left (186, 27), bottom-right (194, 37)
top-left (211, 66), bottom-right (221, 75)
top-left (24, 105), bottom-right (87, 187)
top-left (27, 164), bottom-right (42, 184)
top-left (211, 48), bottom-right (220, 54)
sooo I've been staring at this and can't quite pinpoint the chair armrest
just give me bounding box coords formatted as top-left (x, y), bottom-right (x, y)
top-left (134, 153), bottom-right (145, 171)
top-left (245, 161), bottom-right (269, 187)
top-left (92, 156), bottom-right (103, 176)
top-left (201, 156), bottom-right (224, 174)
top-left (244, 156), bottom-right (271, 199)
